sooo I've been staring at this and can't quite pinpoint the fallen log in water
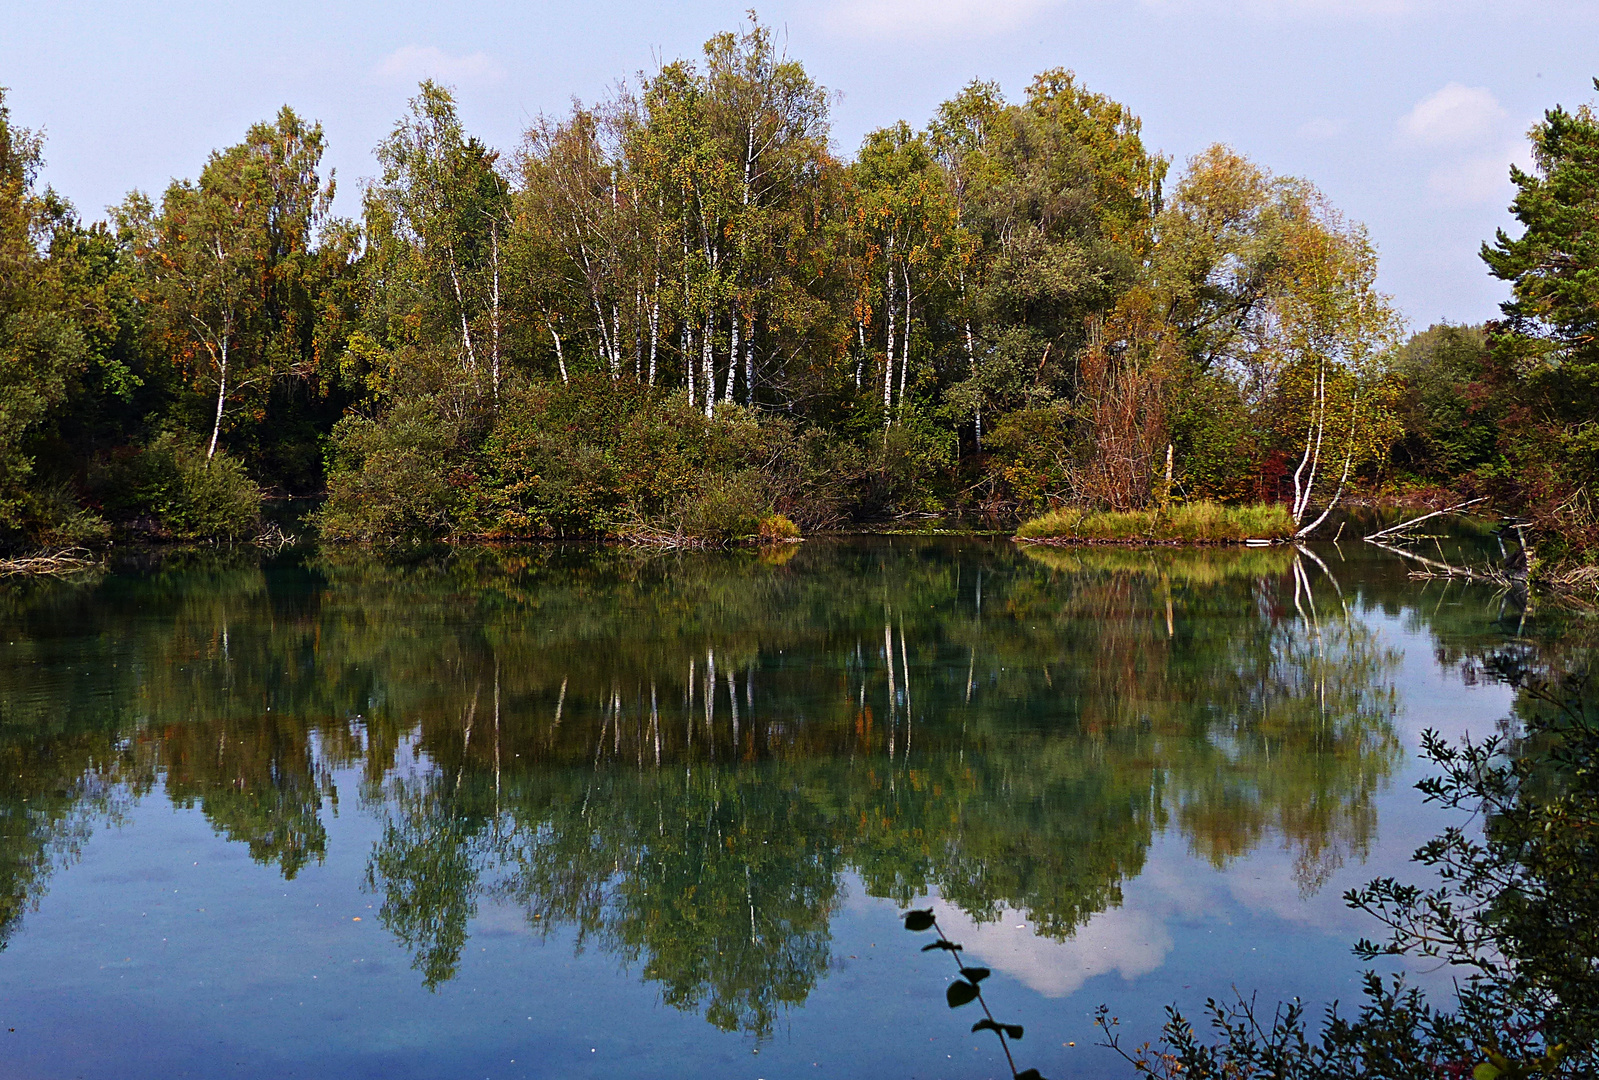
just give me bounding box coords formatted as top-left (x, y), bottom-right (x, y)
top-left (1363, 497), bottom-right (1487, 542)
top-left (0, 548), bottom-right (101, 578)
top-left (1366, 540), bottom-right (1508, 584)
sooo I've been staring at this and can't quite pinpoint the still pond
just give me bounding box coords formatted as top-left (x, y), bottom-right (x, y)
top-left (0, 537), bottom-right (1527, 1078)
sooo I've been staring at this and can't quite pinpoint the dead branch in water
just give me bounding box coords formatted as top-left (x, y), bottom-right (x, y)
top-left (1364, 497), bottom-right (1487, 542)
top-left (0, 548), bottom-right (102, 578)
top-left (1367, 539), bottom-right (1508, 585)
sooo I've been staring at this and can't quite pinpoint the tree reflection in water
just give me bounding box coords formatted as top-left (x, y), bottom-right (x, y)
top-left (0, 539), bottom-right (1477, 1035)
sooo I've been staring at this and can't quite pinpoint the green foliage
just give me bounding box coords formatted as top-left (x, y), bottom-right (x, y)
top-left (1100, 650), bottom-right (1599, 1079)
top-left (1167, 368), bottom-right (1259, 502)
top-left (97, 432), bottom-right (263, 540)
top-left (983, 406), bottom-right (1075, 516)
top-left (1478, 82), bottom-right (1599, 569)
top-left (316, 395), bottom-right (483, 541)
top-left (1390, 324), bottom-right (1503, 481)
top-left (1016, 500), bottom-right (1293, 542)
top-left (757, 512), bottom-right (800, 541)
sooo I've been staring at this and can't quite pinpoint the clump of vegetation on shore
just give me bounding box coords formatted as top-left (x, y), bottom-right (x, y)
top-left (1015, 501), bottom-right (1293, 544)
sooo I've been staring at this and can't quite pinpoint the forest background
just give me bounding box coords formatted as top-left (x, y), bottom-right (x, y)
top-left (3, 18), bottom-right (1597, 577)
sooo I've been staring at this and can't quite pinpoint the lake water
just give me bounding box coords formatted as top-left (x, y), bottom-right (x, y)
top-left (0, 537), bottom-right (1529, 1079)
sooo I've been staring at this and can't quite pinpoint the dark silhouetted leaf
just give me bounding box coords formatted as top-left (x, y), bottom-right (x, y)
top-left (1004, 1024), bottom-right (1024, 1040)
top-left (972, 1019), bottom-right (1001, 1035)
top-left (946, 979), bottom-right (980, 1008)
top-left (922, 940), bottom-right (962, 952)
top-left (959, 966), bottom-right (990, 983)
top-left (1015, 1070), bottom-right (1045, 1080)
top-left (903, 909), bottom-right (935, 932)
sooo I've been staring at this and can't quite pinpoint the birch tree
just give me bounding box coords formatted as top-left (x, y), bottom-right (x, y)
top-left (145, 107), bottom-right (332, 459)
top-left (367, 83), bottom-right (508, 399)
top-left (846, 122), bottom-right (958, 428)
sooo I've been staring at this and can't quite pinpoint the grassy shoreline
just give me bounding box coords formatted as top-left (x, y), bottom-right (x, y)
top-left (1015, 501), bottom-right (1295, 545)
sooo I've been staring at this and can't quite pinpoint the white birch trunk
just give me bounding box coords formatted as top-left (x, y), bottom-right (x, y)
top-left (897, 264), bottom-right (911, 414)
top-left (725, 314), bottom-right (739, 403)
top-left (883, 246), bottom-right (896, 426)
top-left (489, 221), bottom-right (501, 401)
top-left (207, 336), bottom-right (229, 461)
top-left (648, 277), bottom-right (660, 387)
top-left (447, 257), bottom-right (478, 374)
top-left (550, 324), bottom-right (569, 384)
top-left (701, 314), bottom-right (715, 419)
top-left (743, 314), bottom-right (754, 406)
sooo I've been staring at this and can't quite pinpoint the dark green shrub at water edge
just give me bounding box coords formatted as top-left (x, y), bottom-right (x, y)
top-left (94, 432), bottom-right (262, 541)
top-left (318, 377), bottom-right (834, 542)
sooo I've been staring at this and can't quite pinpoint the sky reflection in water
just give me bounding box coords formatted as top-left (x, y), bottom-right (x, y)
top-left (0, 538), bottom-right (1524, 1079)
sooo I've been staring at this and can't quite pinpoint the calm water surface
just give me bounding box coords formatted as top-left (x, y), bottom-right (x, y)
top-left (0, 538), bottom-right (1527, 1078)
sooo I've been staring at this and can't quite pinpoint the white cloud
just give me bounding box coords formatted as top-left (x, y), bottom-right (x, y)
top-left (926, 899), bottom-right (1173, 998)
top-left (1399, 82), bottom-right (1507, 147)
top-left (375, 45), bottom-right (504, 87)
top-left (1427, 140), bottom-right (1533, 206)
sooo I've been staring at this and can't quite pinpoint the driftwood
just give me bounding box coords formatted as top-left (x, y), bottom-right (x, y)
top-left (1367, 539), bottom-right (1508, 585)
top-left (0, 548), bottom-right (101, 578)
top-left (1364, 498), bottom-right (1487, 542)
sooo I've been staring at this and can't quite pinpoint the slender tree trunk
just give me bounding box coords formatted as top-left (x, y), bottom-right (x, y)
top-left (897, 264), bottom-right (911, 415)
top-left (743, 314), bottom-right (754, 406)
top-left (1297, 390), bottom-right (1360, 539)
top-left (701, 314), bottom-right (715, 419)
top-left (447, 256), bottom-right (478, 374)
top-left (725, 313), bottom-right (738, 403)
top-left (648, 276), bottom-right (660, 387)
top-left (207, 337), bottom-right (229, 461)
top-left (550, 324), bottom-right (569, 384)
top-left (883, 249), bottom-right (896, 427)
top-left (685, 321), bottom-right (696, 408)
top-left (489, 221), bottom-right (502, 402)
top-left (610, 301), bottom-right (622, 378)
top-left (1290, 360), bottom-right (1325, 524)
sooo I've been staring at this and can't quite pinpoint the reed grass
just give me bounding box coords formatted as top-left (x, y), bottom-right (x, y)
top-left (1015, 500), bottom-right (1294, 544)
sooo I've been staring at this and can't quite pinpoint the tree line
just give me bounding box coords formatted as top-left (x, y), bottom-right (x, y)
top-left (2, 20), bottom-right (1595, 569)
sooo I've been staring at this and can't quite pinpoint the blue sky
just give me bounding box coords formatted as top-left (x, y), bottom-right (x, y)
top-left (3, 0), bottom-right (1595, 326)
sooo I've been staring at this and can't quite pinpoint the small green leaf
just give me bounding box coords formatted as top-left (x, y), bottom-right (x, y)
top-left (903, 909), bottom-right (935, 932)
top-left (959, 966), bottom-right (990, 983)
top-left (946, 979), bottom-right (980, 1008)
top-left (1473, 1065), bottom-right (1502, 1080)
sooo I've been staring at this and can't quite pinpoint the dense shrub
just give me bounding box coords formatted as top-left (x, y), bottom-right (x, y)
top-left (316, 398), bottom-right (482, 541)
top-left (96, 432), bottom-right (262, 540)
top-left (758, 513), bottom-right (801, 541)
top-left (321, 376), bottom-right (823, 542)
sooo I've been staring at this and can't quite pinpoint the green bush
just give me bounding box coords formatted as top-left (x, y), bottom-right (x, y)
top-left (99, 432), bottom-right (263, 541)
top-left (3, 485), bottom-right (110, 551)
top-left (662, 471), bottom-right (769, 541)
top-left (980, 405), bottom-right (1075, 516)
top-left (758, 513), bottom-right (801, 541)
top-left (317, 399), bottom-right (480, 541)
